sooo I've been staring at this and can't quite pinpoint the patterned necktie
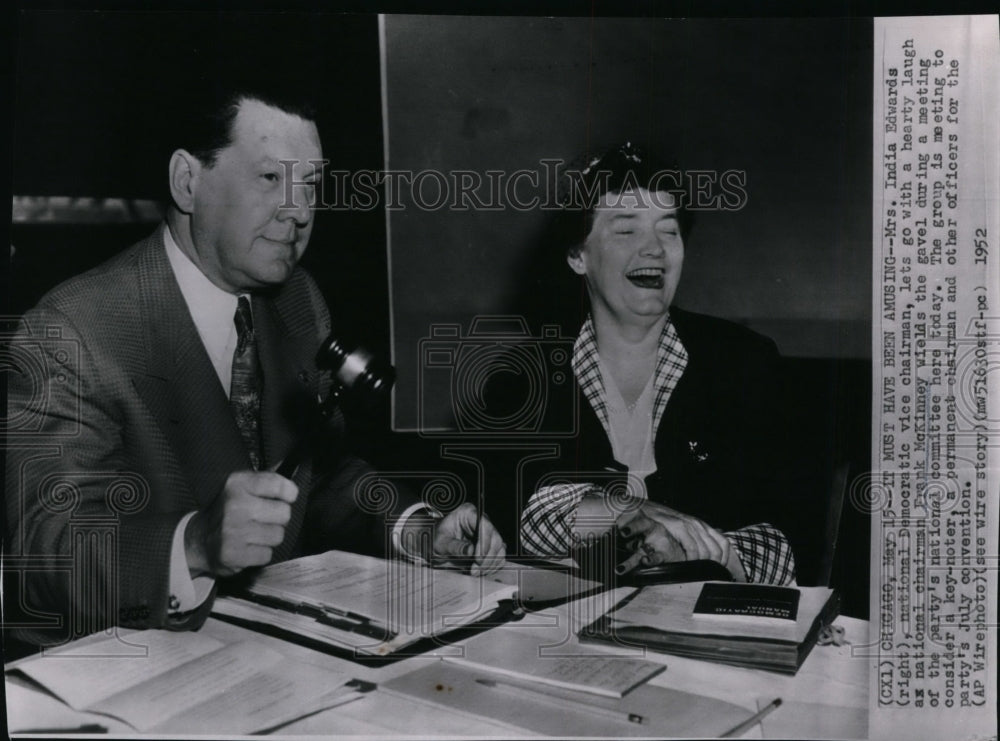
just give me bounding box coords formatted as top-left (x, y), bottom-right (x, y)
top-left (230, 296), bottom-right (263, 469)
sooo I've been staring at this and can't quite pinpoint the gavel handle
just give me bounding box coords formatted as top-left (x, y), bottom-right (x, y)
top-left (273, 387), bottom-right (343, 479)
top-left (274, 443), bottom-right (307, 479)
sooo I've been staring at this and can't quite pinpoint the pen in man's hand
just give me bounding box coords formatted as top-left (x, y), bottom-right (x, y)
top-left (470, 503), bottom-right (483, 575)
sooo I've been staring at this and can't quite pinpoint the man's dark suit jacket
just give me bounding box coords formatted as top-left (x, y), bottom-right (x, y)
top-left (5, 229), bottom-right (414, 645)
top-left (486, 307), bottom-right (805, 557)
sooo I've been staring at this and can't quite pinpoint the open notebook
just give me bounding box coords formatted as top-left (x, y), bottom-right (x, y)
top-left (213, 550), bottom-right (518, 656)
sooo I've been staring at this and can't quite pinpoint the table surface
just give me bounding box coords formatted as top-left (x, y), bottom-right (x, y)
top-left (5, 584), bottom-right (870, 738)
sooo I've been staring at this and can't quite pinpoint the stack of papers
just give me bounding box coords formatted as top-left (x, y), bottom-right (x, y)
top-left (214, 550), bottom-right (519, 656)
top-left (383, 661), bottom-right (753, 737)
top-left (9, 630), bottom-right (357, 734)
top-left (444, 629), bottom-right (664, 697)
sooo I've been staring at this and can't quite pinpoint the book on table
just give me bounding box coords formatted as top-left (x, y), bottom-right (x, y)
top-left (579, 581), bottom-right (839, 674)
top-left (211, 549), bottom-right (519, 656)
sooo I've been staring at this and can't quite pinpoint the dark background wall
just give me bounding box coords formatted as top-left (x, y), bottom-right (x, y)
top-left (10, 11), bottom-right (392, 357)
top-left (7, 11), bottom-right (871, 615)
top-left (383, 16), bottom-right (873, 431)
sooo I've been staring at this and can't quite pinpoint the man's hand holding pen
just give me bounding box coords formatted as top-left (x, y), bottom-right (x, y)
top-left (400, 502), bottom-right (506, 576)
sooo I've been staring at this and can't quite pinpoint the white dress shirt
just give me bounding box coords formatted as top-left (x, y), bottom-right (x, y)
top-left (161, 224), bottom-right (432, 612)
top-left (599, 355), bottom-right (658, 483)
top-left (163, 224), bottom-right (234, 613)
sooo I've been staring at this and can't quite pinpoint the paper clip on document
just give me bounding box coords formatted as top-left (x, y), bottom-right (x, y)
top-left (241, 592), bottom-right (396, 642)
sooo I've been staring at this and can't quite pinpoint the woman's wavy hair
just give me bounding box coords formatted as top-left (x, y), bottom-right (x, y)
top-left (549, 141), bottom-right (694, 257)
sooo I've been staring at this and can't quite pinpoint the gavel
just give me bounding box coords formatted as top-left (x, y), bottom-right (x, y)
top-left (274, 333), bottom-right (395, 479)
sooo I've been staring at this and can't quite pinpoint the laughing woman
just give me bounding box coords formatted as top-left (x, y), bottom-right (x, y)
top-left (518, 143), bottom-right (797, 585)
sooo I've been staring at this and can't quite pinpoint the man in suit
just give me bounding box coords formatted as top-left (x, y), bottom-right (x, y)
top-left (4, 88), bottom-right (505, 646)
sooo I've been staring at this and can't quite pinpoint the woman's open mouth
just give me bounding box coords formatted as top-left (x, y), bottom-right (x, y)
top-left (625, 267), bottom-right (665, 289)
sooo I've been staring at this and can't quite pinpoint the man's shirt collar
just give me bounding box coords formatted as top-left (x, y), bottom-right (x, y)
top-left (163, 224), bottom-right (241, 394)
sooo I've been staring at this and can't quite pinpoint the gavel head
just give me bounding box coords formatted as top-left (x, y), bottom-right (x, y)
top-left (315, 333), bottom-right (396, 400)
